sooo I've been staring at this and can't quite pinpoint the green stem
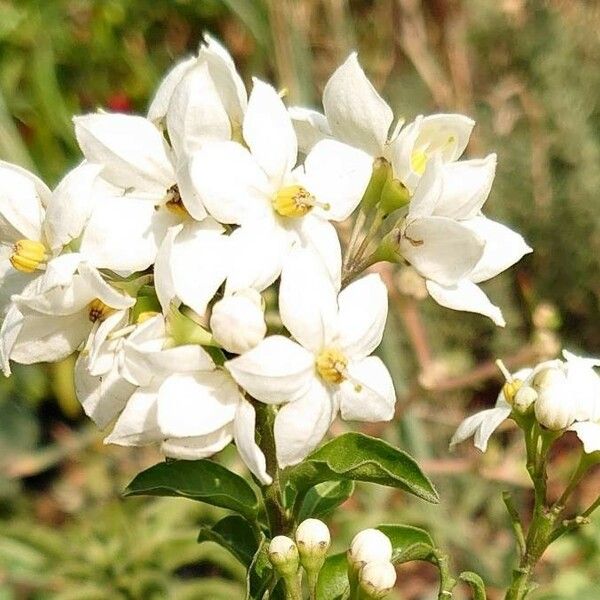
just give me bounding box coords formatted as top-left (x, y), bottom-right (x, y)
top-left (433, 550), bottom-right (457, 599)
top-left (343, 210), bottom-right (367, 272)
top-left (254, 402), bottom-right (291, 536)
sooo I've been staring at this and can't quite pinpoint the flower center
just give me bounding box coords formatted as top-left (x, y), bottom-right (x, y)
top-left (164, 184), bottom-right (189, 217)
top-left (273, 185), bottom-right (315, 218)
top-left (88, 299), bottom-right (114, 323)
top-left (10, 239), bottom-right (47, 273)
top-left (315, 348), bottom-right (348, 384)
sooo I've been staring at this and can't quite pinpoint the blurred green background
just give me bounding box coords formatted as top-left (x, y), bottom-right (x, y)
top-left (1, 0), bottom-right (600, 598)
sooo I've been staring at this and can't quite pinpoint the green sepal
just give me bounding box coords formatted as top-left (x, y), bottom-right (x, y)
top-left (197, 515), bottom-right (259, 567)
top-left (167, 302), bottom-right (216, 347)
top-left (124, 459), bottom-right (260, 520)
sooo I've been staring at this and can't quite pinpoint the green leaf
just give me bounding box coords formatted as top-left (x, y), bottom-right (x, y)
top-left (124, 459), bottom-right (259, 520)
top-left (245, 539), bottom-right (273, 600)
top-left (297, 480), bottom-right (355, 522)
top-left (197, 516), bottom-right (259, 567)
top-left (459, 571), bottom-right (487, 600)
top-left (286, 433), bottom-right (438, 506)
top-left (315, 552), bottom-right (349, 600)
top-left (377, 524), bottom-right (435, 563)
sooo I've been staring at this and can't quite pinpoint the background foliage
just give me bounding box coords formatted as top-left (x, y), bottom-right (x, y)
top-left (0, 1), bottom-right (599, 598)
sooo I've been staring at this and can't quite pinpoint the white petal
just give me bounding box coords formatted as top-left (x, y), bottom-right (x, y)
top-left (279, 248), bottom-right (338, 352)
top-left (303, 139), bottom-right (372, 222)
top-left (461, 217), bottom-right (532, 283)
top-left (295, 216), bottom-right (342, 290)
top-left (175, 159), bottom-right (207, 221)
top-left (156, 371), bottom-right (239, 438)
top-left (417, 113), bottom-right (475, 162)
top-left (224, 222), bottom-right (287, 294)
top-left (405, 153), bottom-right (443, 219)
top-left (434, 155), bottom-right (496, 220)
top-left (388, 116), bottom-right (422, 188)
top-left (0, 303), bottom-right (24, 374)
top-left (274, 378), bottom-right (334, 468)
top-left (225, 336), bottom-right (314, 405)
top-left (450, 406), bottom-right (511, 452)
top-left (162, 427), bottom-right (233, 460)
top-left (426, 279), bottom-right (506, 326)
top-left (0, 254), bottom-right (30, 317)
top-left (104, 385), bottom-right (161, 446)
top-left (234, 399), bottom-right (272, 485)
top-left (288, 106), bottom-right (331, 153)
top-left (77, 263), bottom-right (135, 310)
top-left (80, 194), bottom-right (176, 273)
top-left (565, 358), bottom-right (600, 422)
top-left (400, 216), bottom-right (484, 286)
top-left (86, 309), bottom-right (128, 371)
top-left (43, 162), bottom-right (102, 251)
top-left (166, 62), bottom-right (231, 159)
top-left (243, 78), bottom-right (297, 187)
top-left (322, 53), bottom-right (393, 156)
top-left (190, 141), bottom-right (271, 224)
top-left (74, 353), bottom-right (135, 428)
top-left (337, 356), bottom-right (395, 422)
top-left (0, 160), bottom-right (48, 242)
top-left (10, 310), bottom-right (91, 364)
top-left (569, 422), bottom-right (600, 454)
top-left (73, 113), bottom-right (175, 194)
top-left (336, 274), bottom-right (388, 359)
top-left (147, 55), bottom-right (196, 124)
top-left (154, 220), bottom-right (229, 316)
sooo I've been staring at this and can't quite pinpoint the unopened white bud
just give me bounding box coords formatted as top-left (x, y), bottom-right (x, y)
top-left (513, 385), bottom-right (538, 413)
top-left (295, 518), bottom-right (330, 571)
top-left (268, 535), bottom-right (299, 577)
top-left (533, 367), bottom-right (574, 430)
top-left (359, 560), bottom-right (397, 598)
top-left (349, 529), bottom-right (393, 569)
top-left (210, 289), bottom-right (266, 354)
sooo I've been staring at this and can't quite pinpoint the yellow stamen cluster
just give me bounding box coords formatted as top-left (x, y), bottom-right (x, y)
top-left (10, 239), bottom-right (47, 273)
top-left (273, 185), bottom-right (315, 218)
top-left (502, 379), bottom-right (523, 406)
top-left (315, 348), bottom-right (348, 384)
top-left (88, 299), bottom-right (114, 323)
top-left (165, 184), bottom-right (189, 217)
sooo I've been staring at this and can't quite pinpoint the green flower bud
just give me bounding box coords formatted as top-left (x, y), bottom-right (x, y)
top-left (268, 535), bottom-right (300, 578)
top-left (358, 561), bottom-right (397, 599)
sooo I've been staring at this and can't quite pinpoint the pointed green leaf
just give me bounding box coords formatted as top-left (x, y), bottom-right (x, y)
top-left (297, 480), bottom-right (355, 521)
top-left (197, 516), bottom-right (259, 567)
top-left (315, 552), bottom-right (349, 600)
top-left (286, 433), bottom-right (438, 505)
top-left (124, 459), bottom-right (259, 520)
top-left (459, 571), bottom-right (487, 600)
top-left (377, 524), bottom-right (435, 563)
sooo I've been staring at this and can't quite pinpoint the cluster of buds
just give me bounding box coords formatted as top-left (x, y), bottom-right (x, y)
top-left (268, 520), bottom-right (396, 599)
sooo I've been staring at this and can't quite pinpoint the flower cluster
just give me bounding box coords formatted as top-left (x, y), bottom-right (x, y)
top-left (0, 36), bottom-right (529, 483)
top-left (451, 350), bottom-right (600, 452)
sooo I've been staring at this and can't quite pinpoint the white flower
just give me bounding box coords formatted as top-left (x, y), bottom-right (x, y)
top-left (533, 367), bottom-right (575, 430)
top-left (290, 52), bottom-right (474, 191)
top-left (226, 249), bottom-right (395, 468)
top-left (78, 314), bottom-right (271, 484)
top-left (190, 78), bottom-right (372, 290)
top-left (295, 518), bottom-right (331, 556)
top-left (348, 529), bottom-right (393, 568)
top-left (210, 288), bottom-right (267, 354)
top-left (359, 561), bottom-right (397, 599)
top-left (0, 257), bottom-right (134, 375)
top-left (401, 155), bottom-right (531, 326)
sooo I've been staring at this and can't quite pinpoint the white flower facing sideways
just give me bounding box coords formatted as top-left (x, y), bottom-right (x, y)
top-left (451, 350), bottom-right (600, 452)
top-left (226, 249), bottom-right (395, 468)
top-left (191, 78), bottom-right (373, 290)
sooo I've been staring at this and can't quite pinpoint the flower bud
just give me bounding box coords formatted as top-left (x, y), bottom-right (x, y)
top-left (359, 560), bottom-right (397, 598)
top-left (268, 535), bottom-right (300, 577)
top-left (295, 518), bottom-right (330, 571)
top-left (533, 367), bottom-right (574, 430)
top-left (513, 385), bottom-right (538, 414)
top-left (349, 529), bottom-right (393, 570)
top-left (210, 289), bottom-right (266, 354)
top-left (361, 157), bottom-right (392, 212)
top-left (379, 177), bottom-right (410, 215)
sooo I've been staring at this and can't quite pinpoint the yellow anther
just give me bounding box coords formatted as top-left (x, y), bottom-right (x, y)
top-left (315, 348), bottom-right (348, 384)
top-left (273, 185), bottom-right (316, 218)
top-left (410, 149), bottom-right (428, 175)
top-left (164, 184), bottom-right (189, 217)
top-left (502, 380), bottom-right (523, 406)
top-left (88, 299), bottom-right (114, 323)
top-left (10, 239), bottom-right (47, 273)
top-left (136, 310), bottom-right (160, 324)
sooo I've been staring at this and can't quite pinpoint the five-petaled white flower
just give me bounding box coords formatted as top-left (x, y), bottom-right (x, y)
top-left (226, 249), bottom-right (395, 467)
